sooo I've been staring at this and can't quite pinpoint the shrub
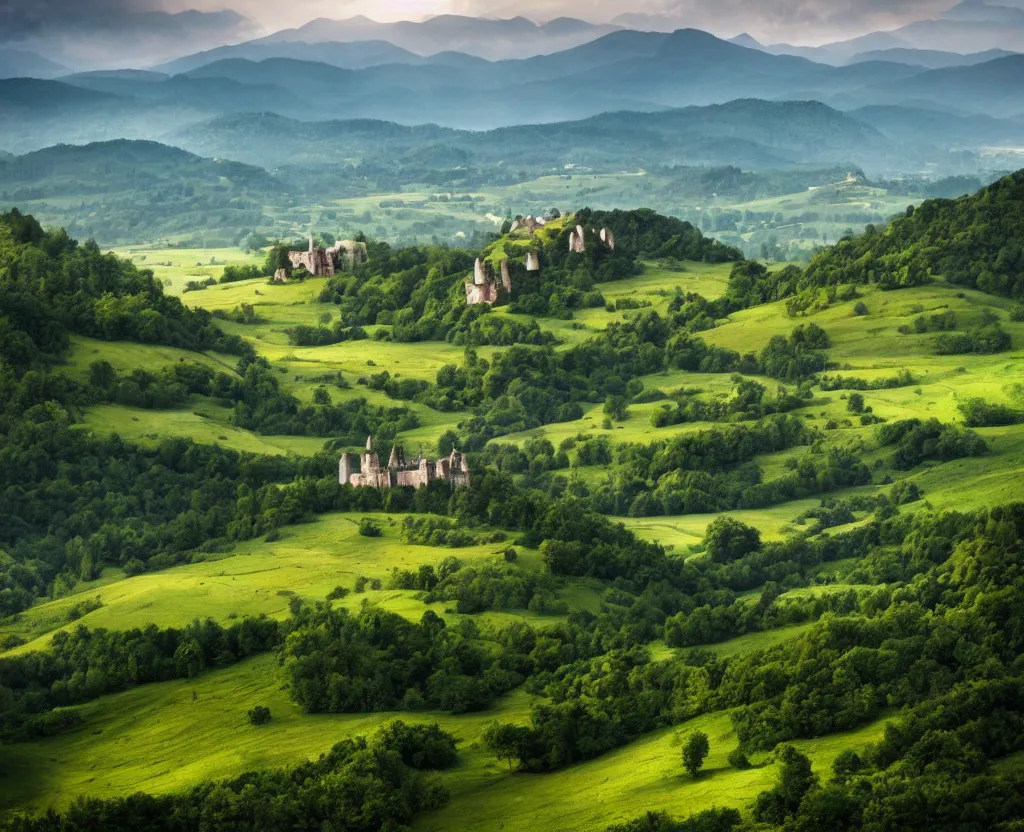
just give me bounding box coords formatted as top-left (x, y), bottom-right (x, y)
top-left (957, 397), bottom-right (1019, 427)
top-left (728, 748), bottom-right (751, 769)
top-left (248, 705), bottom-right (272, 725)
top-left (358, 518), bottom-right (383, 537)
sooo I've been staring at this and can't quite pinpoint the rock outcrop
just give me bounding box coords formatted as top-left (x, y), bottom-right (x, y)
top-left (525, 251), bottom-right (540, 272)
top-left (599, 227), bottom-right (616, 250)
top-left (273, 268), bottom-right (288, 283)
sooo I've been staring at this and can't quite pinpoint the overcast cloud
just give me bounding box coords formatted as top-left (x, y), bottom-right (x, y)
top-left (0, 0), bottom-right (999, 47)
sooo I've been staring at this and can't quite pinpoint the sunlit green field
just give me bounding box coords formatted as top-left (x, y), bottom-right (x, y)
top-left (109, 246), bottom-right (266, 294)
top-left (0, 512), bottom-right (562, 656)
top-left (0, 637), bottom-right (889, 827)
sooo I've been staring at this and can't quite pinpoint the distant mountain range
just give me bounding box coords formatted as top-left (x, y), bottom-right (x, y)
top-left (731, 1), bottom-right (1024, 63)
top-left (168, 99), bottom-right (890, 175)
top-left (254, 15), bottom-right (621, 60)
top-left (843, 48), bottom-right (1017, 69)
top-left (0, 49), bottom-right (67, 80)
top-left (0, 138), bottom-right (284, 196)
top-left (631, 1), bottom-right (1024, 57)
top-left (1, 26), bottom-right (1022, 171)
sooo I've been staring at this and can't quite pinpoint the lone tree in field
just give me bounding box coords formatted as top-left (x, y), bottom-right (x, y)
top-left (482, 721), bottom-right (532, 771)
top-left (682, 730), bottom-right (710, 779)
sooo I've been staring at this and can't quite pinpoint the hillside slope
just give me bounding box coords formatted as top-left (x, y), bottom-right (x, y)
top-left (804, 168), bottom-right (1024, 297)
top-left (2, 177), bottom-right (1024, 832)
top-left (0, 140), bottom-right (287, 244)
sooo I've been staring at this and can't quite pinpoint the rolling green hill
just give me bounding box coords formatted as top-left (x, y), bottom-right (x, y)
top-left (0, 139), bottom-right (288, 245)
top-left (2, 178), bottom-right (1024, 831)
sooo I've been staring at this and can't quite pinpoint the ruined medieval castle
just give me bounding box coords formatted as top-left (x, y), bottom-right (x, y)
top-left (339, 436), bottom-right (470, 490)
top-left (465, 216), bottom-right (615, 305)
top-left (288, 237), bottom-right (368, 277)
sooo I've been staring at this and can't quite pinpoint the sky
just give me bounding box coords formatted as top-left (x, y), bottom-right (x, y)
top-left (3, 0), bottom-right (1015, 48)
top-left (186, 0), bottom-right (960, 42)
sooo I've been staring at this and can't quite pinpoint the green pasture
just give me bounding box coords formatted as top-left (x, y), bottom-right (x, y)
top-left (77, 404), bottom-right (328, 456)
top-left (0, 644), bottom-right (889, 824)
top-left (64, 335), bottom-right (239, 379)
top-left (111, 246), bottom-right (265, 295)
top-left (0, 512), bottom-right (558, 656)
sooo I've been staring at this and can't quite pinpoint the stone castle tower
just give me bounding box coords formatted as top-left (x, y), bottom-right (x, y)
top-left (339, 436), bottom-right (470, 490)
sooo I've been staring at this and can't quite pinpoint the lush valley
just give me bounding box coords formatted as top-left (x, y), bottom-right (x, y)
top-left (2, 162), bottom-right (1024, 830)
top-left (4, 4), bottom-right (1024, 826)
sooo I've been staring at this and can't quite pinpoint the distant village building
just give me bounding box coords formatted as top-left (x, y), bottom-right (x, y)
top-left (288, 237), bottom-right (368, 277)
top-left (339, 435), bottom-right (470, 489)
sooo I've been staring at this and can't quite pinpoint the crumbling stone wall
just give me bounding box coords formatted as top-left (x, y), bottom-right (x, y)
top-left (288, 238), bottom-right (368, 277)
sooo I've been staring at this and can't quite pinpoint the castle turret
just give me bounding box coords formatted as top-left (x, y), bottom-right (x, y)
top-left (388, 445), bottom-right (405, 469)
top-left (366, 435), bottom-right (374, 452)
top-left (339, 452), bottom-right (353, 485)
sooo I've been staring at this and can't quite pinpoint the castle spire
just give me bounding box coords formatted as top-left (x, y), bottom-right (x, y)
top-left (366, 435), bottom-right (373, 452)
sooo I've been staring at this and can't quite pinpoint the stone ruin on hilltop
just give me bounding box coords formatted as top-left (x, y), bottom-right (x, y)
top-left (464, 215), bottom-right (617, 305)
top-left (288, 237), bottom-right (368, 277)
top-left (339, 435), bottom-right (470, 490)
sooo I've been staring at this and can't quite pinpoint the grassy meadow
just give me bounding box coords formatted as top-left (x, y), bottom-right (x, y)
top-left (0, 512), bottom-right (567, 656)
top-left (5, 226), bottom-right (1024, 826)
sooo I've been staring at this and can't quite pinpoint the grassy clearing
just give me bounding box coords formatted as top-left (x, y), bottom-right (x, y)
top-left (647, 622), bottom-right (816, 662)
top-left (421, 710), bottom-right (890, 832)
top-left (621, 500), bottom-right (825, 551)
top-left (0, 513), bottom-right (559, 656)
top-left (63, 335), bottom-right (239, 379)
top-left (111, 246), bottom-right (265, 296)
top-left (77, 403), bottom-right (329, 456)
top-left (0, 642), bottom-right (888, 823)
top-left (0, 652), bottom-right (535, 813)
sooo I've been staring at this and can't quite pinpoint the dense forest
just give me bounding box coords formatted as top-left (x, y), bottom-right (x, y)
top-left (2, 176), bottom-right (1024, 831)
top-left (802, 169), bottom-right (1024, 297)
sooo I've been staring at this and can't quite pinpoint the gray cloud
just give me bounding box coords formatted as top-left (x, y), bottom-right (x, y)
top-left (461, 0), bottom-right (957, 42)
top-left (0, 0), bottom-right (978, 51)
top-left (1, 0), bottom-right (159, 39)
